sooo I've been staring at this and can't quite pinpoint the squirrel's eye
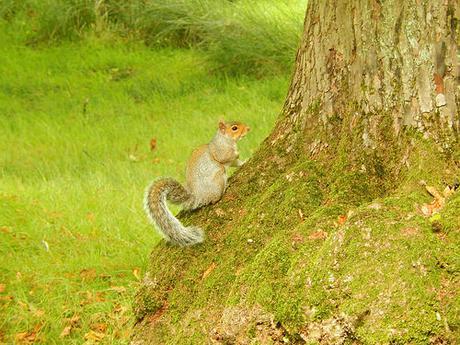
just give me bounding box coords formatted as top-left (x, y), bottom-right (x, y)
top-left (231, 126), bottom-right (238, 131)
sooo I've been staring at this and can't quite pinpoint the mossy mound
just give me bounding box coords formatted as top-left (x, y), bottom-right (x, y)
top-left (132, 133), bottom-right (459, 344)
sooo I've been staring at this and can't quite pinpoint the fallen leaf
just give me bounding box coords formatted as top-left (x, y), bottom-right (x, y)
top-left (443, 185), bottom-right (456, 198)
top-left (113, 304), bottom-right (127, 315)
top-left (16, 323), bottom-right (42, 343)
top-left (202, 262), bottom-right (217, 280)
top-left (338, 215), bottom-right (347, 225)
top-left (113, 329), bottom-right (131, 340)
top-left (291, 233), bottom-right (304, 243)
top-left (98, 273), bottom-right (111, 281)
top-left (84, 330), bottom-right (105, 342)
top-left (0, 284), bottom-right (5, 293)
top-left (425, 185), bottom-right (443, 200)
top-left (60, 326), bottom-right (72, 338)
top-left (68, 314), bottom-right (81, 326)
top-left (79, 291), bottom-right (105, 306)
top-left (32, 308), bottom-right (45, 317)
top-left (419, 183), bottom-right (455, 217)
top-left (16, 331), bottom-right (36, 343)
top-left (18, 301), bottom-right (28, 310)
top-left (109, 286), bottom-right (126, 294)
top-left (149, 138), bottom-right (157, 151)
top-left (80, 269), bottom-right (97, 281)
top-left (401, 227), bottom-right (419, 237)
top-left (308, 230), bottom-right (328, 240)
top-left (91, 323), bottom-right (107, 333)
top-left (0, 295), bottom-right (13, 301)
top-left (0, 226), bottom-right (11, 233)
top-left (421, 191), bottom-right (444, 217)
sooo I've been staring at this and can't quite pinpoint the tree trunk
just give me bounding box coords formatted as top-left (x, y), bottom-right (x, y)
top-left (132, 1), bottom-right (459, 344)
top-left (275, 0), bottom-right (459, 174)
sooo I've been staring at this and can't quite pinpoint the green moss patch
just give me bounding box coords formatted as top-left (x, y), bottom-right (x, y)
top-left (133, 132), bottom-right (459, 344)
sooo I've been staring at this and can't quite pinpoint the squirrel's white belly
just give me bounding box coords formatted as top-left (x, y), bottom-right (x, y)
top-left (187, 152), bottom-right (226, 207)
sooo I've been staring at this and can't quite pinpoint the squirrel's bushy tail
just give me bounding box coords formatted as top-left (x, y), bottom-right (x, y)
top-left (144, 178), bottom-right (204, 246)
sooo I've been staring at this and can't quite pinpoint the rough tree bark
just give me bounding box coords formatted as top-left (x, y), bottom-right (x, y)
top-left (132, 1), bottom-right (459, 344)
top-left (275, 0), bottom-right (458, 173)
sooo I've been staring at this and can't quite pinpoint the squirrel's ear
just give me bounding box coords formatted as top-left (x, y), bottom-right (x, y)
top-left (218, 120), bottom-right (226, 133)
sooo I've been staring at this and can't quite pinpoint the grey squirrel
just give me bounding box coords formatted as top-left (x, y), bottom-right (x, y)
top-left (144, 121), bottom-right (250, 246)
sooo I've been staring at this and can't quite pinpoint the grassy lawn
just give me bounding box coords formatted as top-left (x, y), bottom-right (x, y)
top-left (0, 23), bottom-right (286, 343)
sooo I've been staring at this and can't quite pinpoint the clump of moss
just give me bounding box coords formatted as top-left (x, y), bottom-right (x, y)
top-left (132, 133), bottom-right (459, 344)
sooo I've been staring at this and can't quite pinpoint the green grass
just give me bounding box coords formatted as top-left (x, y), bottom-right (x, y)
top-left (0, 0), bottom-right (305, 76)
top-left (0, 20), bottom-right (286, 343)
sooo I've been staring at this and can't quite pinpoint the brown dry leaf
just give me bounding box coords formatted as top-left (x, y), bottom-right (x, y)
top-left (18, 301), bottom-right (28, 310)
top-left (443, 185), bottom-right (455, 198)
top-left (149, 138), bottom-right (157, 152)
top-left (202, 262), bottom-right (217, 280)
top-left (16, 323), bottom-right (42, 343)
top-left (32, 308), bottom-right (45, 318)
top-left (98, 273), bottom-right (111, 281)
top-left (80, 268), bottom-right (97, 281)
top-left (80, 291), bottom-right (105, 306)
top-left (16, 331), bottom-right (36, 343)
top-left (113, 303), bottom-right (128, 315)
top-left (401, 227), bottom-right (419, 237)
top-left (59, 315), bottom-right (79, 338)
top-left (0, 226), bottom-right (11, 234)
top-left (291, 233), bottom-right (305, 243)
top-left (69, 314), bottom-right (81, 325)
top-left (91, 323), bottom-right (108, 333)
top-left (425, 185), bottom-right (443, 200)
top-left (338, 215), bottom-right (347, 225)
top-left (109, 286), bottom-right (127, 294)
top-left (132, 268), bottom-right (141, 281)
top-left (84, 330), bottom-right (105, 342)
top-left (421, 184), bottom-right (445, 216)
top-left (308, 230), bottom-right (328, 240)
top-left (0, 295), bottom-right (13, 301)
top-left (421, 201), bottom-right (442, 216)
top-left (60, 326), bottom-right (72, 338)
top-left (114, 329), bottom-right (131, 340)
top-left (0, 284), bottom-right (5, 293)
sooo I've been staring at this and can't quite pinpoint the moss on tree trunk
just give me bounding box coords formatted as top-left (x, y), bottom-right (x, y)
top-left (132, 0), bottom-right (459, 343)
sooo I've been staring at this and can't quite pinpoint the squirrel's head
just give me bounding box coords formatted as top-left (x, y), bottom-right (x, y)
top-left (218, 121), bottom-right (250, 140)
